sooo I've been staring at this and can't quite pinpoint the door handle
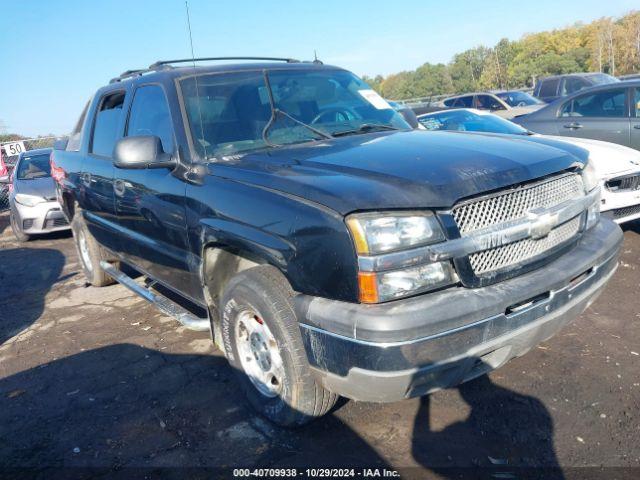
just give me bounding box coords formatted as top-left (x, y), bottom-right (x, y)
top-left (563, 122), bottom-right (583, 129)
top-left (113, 179), bottom-right (126, 197)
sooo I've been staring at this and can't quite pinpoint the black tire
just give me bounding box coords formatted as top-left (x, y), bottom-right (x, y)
top-left (220, 265), bottom-right (338, 426)
top-left (10, 212), bottom-right (31, 243)
top-left (70, 213), bottom-right (117, 287)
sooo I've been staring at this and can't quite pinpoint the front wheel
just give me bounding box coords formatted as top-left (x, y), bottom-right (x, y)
top-left (220, 266), bottom-right (338, 426)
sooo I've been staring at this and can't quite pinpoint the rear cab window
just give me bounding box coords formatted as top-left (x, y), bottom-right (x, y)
top-left (90, 91), bottom-right (126, 157)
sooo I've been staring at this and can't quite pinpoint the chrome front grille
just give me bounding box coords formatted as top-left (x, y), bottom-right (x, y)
top-left (453, 174), bottom-right (584, 234)
top-left (452, 173), bottom-right (585, 278)
top-left (469, 216), bottom-right (581, 275)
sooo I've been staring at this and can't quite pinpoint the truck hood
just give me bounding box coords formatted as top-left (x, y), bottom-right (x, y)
top-left (541, 135), bottom-right (640, 178)
top-left (208, 130), bottom-right (587, 215)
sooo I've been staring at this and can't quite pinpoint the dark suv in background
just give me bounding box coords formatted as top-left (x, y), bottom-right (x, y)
top-left (52, 57), bottom-right (621, 426)
top-left (534, 72), bottom-right (619, 103)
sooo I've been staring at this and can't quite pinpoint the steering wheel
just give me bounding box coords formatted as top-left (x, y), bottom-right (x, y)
top-left (517, 101), bottom-right (527, 107)
top-left (311, 107), bottom-right (357, 125)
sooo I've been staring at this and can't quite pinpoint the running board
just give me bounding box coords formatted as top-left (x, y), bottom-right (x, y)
top-left (100, 261), bottom-right (210, 332)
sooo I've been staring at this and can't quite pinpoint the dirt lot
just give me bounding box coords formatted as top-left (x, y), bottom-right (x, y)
top-left (0, 210), bottom-right (638, 479)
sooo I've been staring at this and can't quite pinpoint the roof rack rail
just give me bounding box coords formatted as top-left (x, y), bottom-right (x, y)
top-left (148, 56), bottom-right (300, 70)
top-left (109, 57), bottom-right (303, 84)
top-left (109, 69), bottom-right (151, 84)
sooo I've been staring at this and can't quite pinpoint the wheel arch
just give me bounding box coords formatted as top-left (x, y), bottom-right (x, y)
top-left (197, 219), bottom-right (297, 346)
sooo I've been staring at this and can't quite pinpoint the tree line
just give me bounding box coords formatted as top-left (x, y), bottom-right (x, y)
top-left (363, 11), bottom-right (640, 100)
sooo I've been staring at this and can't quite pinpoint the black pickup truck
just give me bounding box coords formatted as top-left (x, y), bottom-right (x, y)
top-left (53, 57), bottom-right (622, 426)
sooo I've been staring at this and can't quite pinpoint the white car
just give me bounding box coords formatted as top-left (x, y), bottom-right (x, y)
top-left (418, 108), bottom-right (640, 224)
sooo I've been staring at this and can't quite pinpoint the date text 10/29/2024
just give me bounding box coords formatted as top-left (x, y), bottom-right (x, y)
top-left (233, 468), bottom-right (400, 478)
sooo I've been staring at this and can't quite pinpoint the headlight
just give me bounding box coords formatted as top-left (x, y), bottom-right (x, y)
top-left (586, 190), bottom-right (601, 230)
top-left (359, 262), bottom-right (457, 303)
top-left (14, 193), bottom-right (46, 207)
top-left (581, 161), bottom-right (601, 230)
top-left (581, 160), bottom-right (599, 193)
top-left (346, 211), bottom-right (445, 255)
top-left (348, 211), bottom-right (456, 303)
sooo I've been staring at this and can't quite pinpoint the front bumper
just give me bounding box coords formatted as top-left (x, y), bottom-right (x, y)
top-left (295, 219), bottom-right (622, 402)
top-left (12, 200), bottom-right (70, 234)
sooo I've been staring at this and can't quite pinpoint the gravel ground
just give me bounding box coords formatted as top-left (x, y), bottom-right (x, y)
top-left (0, 211), bottom-right (638, 479)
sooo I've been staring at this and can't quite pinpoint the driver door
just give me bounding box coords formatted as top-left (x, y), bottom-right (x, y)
top-left (114, 84), bottom-right (192, 293)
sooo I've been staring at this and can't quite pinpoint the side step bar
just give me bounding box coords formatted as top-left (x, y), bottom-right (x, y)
top-left (100, 261), bottom-right (210, 332)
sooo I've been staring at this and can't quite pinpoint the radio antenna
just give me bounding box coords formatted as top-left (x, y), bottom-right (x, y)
top-left (185, 0), bottom-right (206, 158)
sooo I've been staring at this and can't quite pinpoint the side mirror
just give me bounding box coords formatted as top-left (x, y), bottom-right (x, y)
top-left (0, 175), bottom-right (10, 184)
top-left (113, 136), bottom-right (175, 170)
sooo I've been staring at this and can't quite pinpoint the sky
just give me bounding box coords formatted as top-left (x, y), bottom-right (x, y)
top-left (0, 0), bottom-right (638, 137)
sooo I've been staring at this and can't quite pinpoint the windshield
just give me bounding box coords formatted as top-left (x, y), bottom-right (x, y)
top-left (418, 110), bottom-right (529, 135)
top-left (16, 154), bottom-right (51, 180)
top-left (180, 69), bottom-right (410, 159)
top-left (496, 91), bottom-right (541, 107)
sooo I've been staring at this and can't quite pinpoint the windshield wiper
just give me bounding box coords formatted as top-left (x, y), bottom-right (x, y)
top-left (274, 108), bottom-right (333, 140)
top-left (261, 71), bottom-right (333, 147)
top-left (332, 123), bottom-right (401, 137)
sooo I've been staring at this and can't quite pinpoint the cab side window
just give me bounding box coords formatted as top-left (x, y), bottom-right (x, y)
top-left (91, 91), bottom-right (126, 157)
top-left (450, 96), bottom-right (473, 108)
top-left (539, 78), bottom-right (559, 98)
top-left (475, 95), bottom-right (505, 111)
top-left (126, 85), bottom-right (175, 153)
top-left (562, 77), bottom-right (587, 96)
top-left (561, 89), bottom-right (626, 118)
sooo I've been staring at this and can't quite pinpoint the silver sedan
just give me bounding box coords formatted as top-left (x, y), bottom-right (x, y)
top-left (0, 148), bottom-right (69, 242)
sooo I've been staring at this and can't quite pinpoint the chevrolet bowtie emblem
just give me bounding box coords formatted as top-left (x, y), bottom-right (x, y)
top-left (527, 210), bottom-right (559, 239)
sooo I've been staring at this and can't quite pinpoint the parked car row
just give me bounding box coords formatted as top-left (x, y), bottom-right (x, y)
top-left (431, 71), bottom-right (632, 122)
